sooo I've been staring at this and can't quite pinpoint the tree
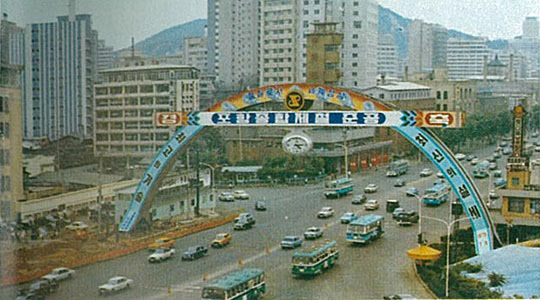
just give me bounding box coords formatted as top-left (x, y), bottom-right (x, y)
top-left (488, 272), bottom-right (507, 287)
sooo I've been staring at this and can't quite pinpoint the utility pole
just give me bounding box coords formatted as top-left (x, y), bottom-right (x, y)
top-left (195, 150), bottom-right (201, 217)
top-left (97, 154), bottom-right (103, 233)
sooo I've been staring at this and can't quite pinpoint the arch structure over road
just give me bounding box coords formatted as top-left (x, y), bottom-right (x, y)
top-left (119, 83), bottom-right (497, 255)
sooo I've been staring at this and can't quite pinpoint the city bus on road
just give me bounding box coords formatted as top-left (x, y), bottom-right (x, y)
top-left (422, 183), bottom-right (451, 206)
top-left (324, 177), bottom-right (354, 199)
top-left (202, 269), bottom-right (266, 300)
top-left (346, 214), bottom-right (384, 244)
top-left (292, 240), bottom-right (339, 277)
top-left (473, 161), bottom-right (490, 178)
top-left (386, 159), bottom-right (410, 177)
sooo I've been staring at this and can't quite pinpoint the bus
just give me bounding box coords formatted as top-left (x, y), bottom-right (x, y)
top-left (346, 214), bottom-right (384, 244)
top-left (386, 159), bottom-right (410, 177)
top-left (202, 269), bottom-right (266, 300)
top-left (291, 240), bottom-right (339, 277)
top-left (422, 183), bottom-right (451, 206)
top-left (324, 177), bottom-right (354, 199)
top-left (473, 161), bottom-right (490, 178)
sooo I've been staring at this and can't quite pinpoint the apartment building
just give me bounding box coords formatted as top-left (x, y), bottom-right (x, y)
top-left (447, 37), bottom-right (489, 80)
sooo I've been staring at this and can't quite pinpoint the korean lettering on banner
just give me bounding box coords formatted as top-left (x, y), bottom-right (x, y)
top-left (415, 133), bottom-right (428, 147)
top-left (431, 149), bottom-right (445, 163)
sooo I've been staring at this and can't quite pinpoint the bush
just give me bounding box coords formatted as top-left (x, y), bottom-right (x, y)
top-left (488, 272), bottom-right (506, 287)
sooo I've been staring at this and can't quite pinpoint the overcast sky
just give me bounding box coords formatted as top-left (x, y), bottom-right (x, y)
top-left (2, 0), bottom-right (539, 50)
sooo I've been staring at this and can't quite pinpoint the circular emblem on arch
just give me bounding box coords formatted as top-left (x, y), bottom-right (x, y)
top-left (284, 90), bottom-right (305, 111)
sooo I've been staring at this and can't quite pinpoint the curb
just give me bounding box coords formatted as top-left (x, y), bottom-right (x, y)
top-left (1, 213), bottom-right (239, 286)
top-left (412, 261), bottom-right (438, 299)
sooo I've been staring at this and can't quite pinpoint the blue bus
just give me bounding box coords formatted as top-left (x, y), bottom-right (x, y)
top-left (473, 161), bottom-right (490, 178)
top-left (202, 269), bottom-right (266, 300)
top-left (346, 214), bottom-right (384, 244)
top-left (292, 240), bottom-right (339, 276)
top-left (423, 183), bottom-right (451, 206)
top-left (324, 177), bottom-right (354, 199)
top-left (386, 159), bottom-right (410, 177)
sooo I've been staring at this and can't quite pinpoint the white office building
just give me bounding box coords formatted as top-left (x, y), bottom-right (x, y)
top-left (377, 34), bottom-right (398, 77)
top-left (447, 37), bottom-right (489, 80)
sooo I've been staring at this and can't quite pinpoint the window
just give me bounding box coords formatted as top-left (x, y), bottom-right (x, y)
top-left (511, 177), bottom-right (519, 186)
top-left (325, 63), bottom-right (338, 70)
top-left (353, 11), bottom-right (358, 16)
top-left (325, 44), bottom-right (339, 52)
top-left (508, 198), bottom-right (524, 213)
top-left (530, 200), bottom-right (540, 214)
top-left (436, 91), bottom-right (441, 99)
top-left (354, 21), bottom-right (362, 29)
top-left (303, 20), bottom-right (309, 28)
top-left (443, 91), bottom-right (448, 99)
top-left (314, 9), bottom-right (320, 14)
top-left (352, 34), bottom-right (358, 39)
top-left (352, 44), bottom-right (358, 48)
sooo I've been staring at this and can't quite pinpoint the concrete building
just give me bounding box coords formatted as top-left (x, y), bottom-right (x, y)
top-left (184, 36), bottom-right (208, 74)
top-left (377, 34), bottom-right (398, 78)
top-left (306, 22), bottom-right (343, 85)
top-left (94, 65), bottom-right (199, 158)
top-left (447, 37), bottom-right (489, 80)
top-left (97, 39), bottom-right (115, 72)
top-left (407, 20), bottom-right (447, 75)
top-left (24, 13), bottom-right (97, 141)
top-left (0, 18), bottom-right (24, 220)
top-left (522, 16), bottom-right (539, 41)
top-left (207, 0), bottom-right (259, 91)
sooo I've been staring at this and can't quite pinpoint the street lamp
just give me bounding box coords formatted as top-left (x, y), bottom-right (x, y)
top-left (335, 143), bottom-right (349, 178)
top-left (422, 215), bottom-right (470, 298)
top-left (412, 193), bottom-right (424, 244)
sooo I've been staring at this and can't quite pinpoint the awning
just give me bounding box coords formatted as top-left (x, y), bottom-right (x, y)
top-left (407, 245), bottom-right (442, 261)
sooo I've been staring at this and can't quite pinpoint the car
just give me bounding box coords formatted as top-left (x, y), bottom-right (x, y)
top-left (396, 211), bottom-right (419, 226)
top-left (500, 141), bottom-right (509, 147)
top-left (317, 206), bottom-right (334, 218)
top-left (384, 294), bottom-right (417, 300)
top-left (232, 190), bottom-right (249, 200)
top-left (364, 199), bottom-right (379, 210)
top-left (487, 156), bottom-right (496, 163)
top-left (16, 289), bottom-right (45, 300)
top-left (488, 162), bottom-right (497, 170)
top-left (218, 192), bottom-right (235, 202)
top-left (436, 172), bottom-right (444, 178)
top-left (535, 141), bottom-right (540, 147)
top-left (493, 152), bottom-right (501, 159)
top-left (340, 212), bottom-right (358, 224)
top-left (535, 146), bottom-right (540, 153)
top-left (233, 219), bottom-right (254, 230)
top-left (254, 201), bottom-right (267, 211)
top-left (406, 187), bottom-right (419, 197)
top-left (455, 153), bottom-right (466, 160)
top-left (533, 159), bottom-right (540, 166)
top-left (503, 147), bottom-right (512, 155)
top-left (419, 168), bottom-right (432, 177)
top-left (489, 189), bottom-right (499, 199)
top-left (471, 158), bottom-right (479, 165)
top-left (41, 267), bottom-right (75, 282)
top-left (280, 235), bottom-right (303, 249)
top-left (65, 221), bottom-right (88, 231)
top-left (433, 179), bottom-right (445, 185)
top-left (211, 233), bottom-right (232, 248)
top-left (148, 237), bottom-right (175, 251)
top-left (392, 207), bottom-right (405, 219)
top-left (494, 178), bottom-right (507, 188)
top-left (148, 247), bottom-right (175, 262)
top-left (493, 170), bottom-right (503, 177)
top-left (182, 245), bottom-right (208, 261)
top-left (533, 132), bottom-right (539, 138)
top-left (364, 183), bottom-right (378, 193)
top-left (303, 227), bottom-right (323, 240)
top-left (394, 179), bottom-right (405, 187)
top-left (466, 154), bottom-right (475, 161)
top-left (352, 194), bottom-right (367, 205)
top-left (234, 213), bottom-right (255, 226)
top-left (29, 280), bottom-right (58, 296)
top-left (98, 276), bottom-right (133, 295)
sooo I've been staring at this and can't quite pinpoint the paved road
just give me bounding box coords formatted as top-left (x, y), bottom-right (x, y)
top-left (3, 143), bottom-right (507, 300)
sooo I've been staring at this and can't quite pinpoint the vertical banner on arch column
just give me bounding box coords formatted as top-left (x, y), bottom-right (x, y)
top-left (395, 126), bottom-right (493, 255)
top-left (119, 126), bottom-right (204, 232)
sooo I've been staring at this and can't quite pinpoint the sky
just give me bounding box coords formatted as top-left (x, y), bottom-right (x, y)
top-left (2, 0), bottom-right (539, 50)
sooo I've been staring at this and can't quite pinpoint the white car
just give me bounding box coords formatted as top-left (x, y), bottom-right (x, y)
top-left (364, 184), bottom-right (378, 193)
top-left (489, 190), bottom-right (499, 199)
top-left (436, 172), bottom-right (444, 178)
top-left (364, 199), bottom-right (380, 210)
top-left (317, 207), bottom-right (334, 218)
top-left (98, 276), bottom-right (133, 295)
top-left (419, 168), bottom-right (433, 177)
top-left (455, 153), bottom-right (466, 160)
top-left (148, 247), bottom-right (175, 263)
top-left (232, 190), bottom-right (249, 200)
top-left (65, 221), bottom-right (88, 231)
top-left (42, 267), bottom-right (75, 282)
top-left (471, 158), bottom-right (479, 165)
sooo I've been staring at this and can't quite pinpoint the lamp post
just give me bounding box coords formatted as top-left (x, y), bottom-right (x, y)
top-left (335, 143), bottom-right (349, 178)
top-left (412, 193), bottom-right (423, 244)
top-left (422, 215), bottom-right (470, 298)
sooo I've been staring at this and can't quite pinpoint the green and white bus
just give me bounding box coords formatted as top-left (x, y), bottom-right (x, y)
top-left (202, 268), bottom-right (266, 300)
top-left (292, 240), bottom-right (339, 276)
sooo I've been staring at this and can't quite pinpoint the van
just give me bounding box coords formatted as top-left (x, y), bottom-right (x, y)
top-left (234, 213), bottom-right (255, 225)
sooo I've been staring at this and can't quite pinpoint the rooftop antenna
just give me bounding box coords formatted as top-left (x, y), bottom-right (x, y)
top-left (131, 37), bottom-right (135, 58)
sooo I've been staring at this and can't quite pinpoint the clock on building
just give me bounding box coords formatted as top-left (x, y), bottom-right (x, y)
top-left (282, 132), bottom-right (313, 155)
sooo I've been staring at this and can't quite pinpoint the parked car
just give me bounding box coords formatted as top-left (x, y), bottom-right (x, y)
top-left (16, 289), bottom-right (45, 300)
top-left (254, 201), bottom-right (267, 211)
top-left (280, 236), bottom-right (303, 249)
top-left (392, 207), bottom-right (406, 219)
top-left (98, 276), bottom-right (133, 295)
top-left (503, 147), bottom-right (512, 155)
top-left (218, 192), bottom-right (235, 202)
top-left (494, 178), bottom-right (507, 188)
top-left (487, 156), bottom-right (496, 163)
top-left (488, 162), bottom-right (497, 170)
top-left (233, 219), bottom-right (254, 230)
top-left (419, 168), bottom-right (433, 177)
top-left (234, 213), bottom-right (255, 225)
top-left (396, 211), bottom-right (419, 226)
top-left (406, 187), bottom-right (419, 197)
top-left (303, 227), bottom-right (323, 240)
top-left (488, 190), bottom-right (499, 200)
top-left (42, 267), bottom-right (75, 282)
top-left (364, 199), bottom-right (379, 210)
top-left (471, 158), bottom-right (479, 165)
top-left (148, 247), bottom-right (175, 263)
top-left (394, 179), bottom-right (405, 187)
top-left (352, 194), bottom-right (367, 205)
top-left (340, 212), bottom-right (358, 224)
top-left (535, 146), bottom-right (540, 153)
top-left (455, 153), bottom-right (466, 160)
top-left (317, 207), bottom-right (334, 218)
top-left (148, 237), bottom-right (175, 251)
top-left (493, 152), bottom-right (501, 159)
top-left (232, 190), bottom-right (249, 200)
top-left (466, 154), bottom-right (475, 161)
top-left (436, 172), bottom-right (444, 178)
top-left (182, 245), bottom-right (208, 261)
top-left (29, 280), bottom-right (58, 296)
top-left (433, 179), bottom-right (445, 185)
top-left (65, 221), bottom-right (88, 231)
top-left (493, 170), bottom-right (503, 178)
top-left (211, 233), bottom-right (232, 248)
top-left (364, 183), bottom-right (379, 193)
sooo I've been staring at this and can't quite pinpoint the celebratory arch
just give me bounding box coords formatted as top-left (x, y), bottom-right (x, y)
top-left (119, 83), bottom-right (498, 255)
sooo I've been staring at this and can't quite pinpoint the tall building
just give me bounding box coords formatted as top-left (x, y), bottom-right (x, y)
top-left (522, 16), bottom-right (539, 41)
top-left (408, 20), bottom-right (447, 75)
top-left (306, 22), bottom-right (343, 85)
top-left (447, 37), bottom-right (489, 80)
top-left (184, 36), bottom-right (208, 74)
top-left (207, 0), bottom-right (259, 91)
top-left (0, 17), bottom-right (24, 220)
top-left (94, 65), bottom-right (199, 158)
top-left (24, 13), bottom-right (97, 141)
top-left (97, 39), bottom-right (115, 72)
top-left (377, 34), bottom-right (397, 77)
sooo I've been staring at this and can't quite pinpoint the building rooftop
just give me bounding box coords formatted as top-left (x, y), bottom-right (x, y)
top-left (368, 82), bottom-right (431, 91)
top-left (101, 64), bottom-right (198, 73)
top-left (221, 166), bottom-right (262, 173)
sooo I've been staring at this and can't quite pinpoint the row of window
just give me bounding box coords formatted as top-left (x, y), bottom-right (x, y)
top-left (0, 122), bottom-right (10, 138)
top-left (508, 198), bottom-right (540, 214)
top-left (96, 132), bottom-right (170, 142)
top-left (0, 96), bottom-right (9, 113)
